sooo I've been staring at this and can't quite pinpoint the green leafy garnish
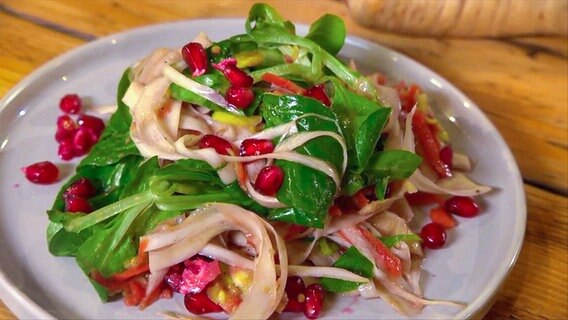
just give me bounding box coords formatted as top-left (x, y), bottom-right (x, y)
top-left (320, 246), bottom-right (373, 292)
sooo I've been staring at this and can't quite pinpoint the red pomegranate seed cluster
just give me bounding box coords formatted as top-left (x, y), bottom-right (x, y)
top-left (283, 277), bottom-right (325, 319)
top-left (213, 58), bottom-right (254, 87)
top-left (420, 223), bottom-right (447, 249)
top-left (419, 195), bottom-right (480, 249)
top-left (254, 165), bottom-right (284, 196)
top-left (239, 138), bottom-right (274, 157)
top-left (63, 177), bottom-right (97, 213)
top-left (238, 138), bottom-right (284, 196)
top-left (182, 42), bottom-right (208, 77)
top-left (212, 57), bottom-right (255, 109)
top-left (184, 290), bottom-right (223, 315)
top-left (304, 84), bottom-right (331, 107)
top-left (164, 256), bottom-right (223, 315)
top-left (21, 161), bottom-right (59, 184)
top-left (445, 196), bottom-right (480, 217)
top-left (55, 94), bottom-right (105, 160)
top-left (198, 134), bottom-right (234, 155)
top-left (59, 94), bottom-right (82, 114)
top-left (225, 86), bottom-right (254, 109)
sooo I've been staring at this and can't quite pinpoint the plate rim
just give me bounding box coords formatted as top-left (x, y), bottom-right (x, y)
top-left (0, 17), bottom-right (527, 320)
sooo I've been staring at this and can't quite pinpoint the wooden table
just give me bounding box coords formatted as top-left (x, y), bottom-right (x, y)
top-left (0, 0), bottom-right (566, 319)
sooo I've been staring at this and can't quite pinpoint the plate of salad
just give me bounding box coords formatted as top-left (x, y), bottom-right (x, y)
top-left (0, 3), bottom-right (525, 320)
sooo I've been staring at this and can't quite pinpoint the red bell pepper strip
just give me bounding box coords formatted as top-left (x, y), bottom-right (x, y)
top-left (261, 72), bottom-right (306, 95)
top-left (328, 204), bottom-right (342, 217)
top-left (110, 263), bottom-right (150, 282)
top-left (90, 271), bottom-right (128, 293)
top-left (358, 226), bottom-right (403, 277)
top-left (412, 110), bottom-right (452, 178)
top-left (352, 190), bottom-right (370, 210)
top-left (139, 282), bottom-right (166, 310)
top-left (124, 278), bottom-right (146, 307)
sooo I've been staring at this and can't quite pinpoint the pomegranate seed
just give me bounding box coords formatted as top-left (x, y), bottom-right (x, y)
top-left (240, 139), bottom-right (274, 157)
top-left (184, 291), bottom-right (223, 315)
top-left (304, 84), bottom-right (331, 107)
top-left (77, 114), bottom-right (105, 135)
top-left (73, 127), bottom-right (97, 156)
top-left (64, 178), bottom-right (96, 198)
top-left (226, 86), bottom-right (254, 109)
top-left (22, 161), bottom-right (59, 184)
top-left (179, 257), bottom-right (221, 294)
top-left (420, 223), bottom-right (447, 249)
top-left (198, 134), bottom-right (233, 155)
top-left (57, 115), bottom-right (76, 130)
top-left (445, 196), bottom-right (480, 218)
top-left (58, 140), bottom-right (75, 161)
top-left (304, 283), bottom-right (325, 319)
top-left (59, 94), bottom-right (82, 114)
top-left (213, 58), bottom-right (253, 87)
top-left (55, 115), bottom-right (78, 142)
top-left (440, 146), bottom-right (453, 170)
top-left (182, 42), bottom-right (208, 77)
top-left (284, 276), bottom-right (306, 312)
top-left (65, 194), bottom-right (93, 213)
top-left (254, 165), bottom-right (284, 196)
top-left (55, 127), bottom-right (76, 144)
top-left (164, 263), bottom-right (185, 293)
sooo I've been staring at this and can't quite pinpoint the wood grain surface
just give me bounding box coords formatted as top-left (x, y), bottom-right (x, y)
top-left (0, 1), bottom-right (566, 319)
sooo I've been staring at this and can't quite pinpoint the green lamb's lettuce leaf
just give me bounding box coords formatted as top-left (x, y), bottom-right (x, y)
top-left (261, 94), bottom-right (343, 228)
top-left (342, 172), bottom-right (366, 196)
top-left (246, 3), bottom-right (295, 34)
top-left (47, 155), bottom-right (145, 256)
top-left (327, 78), bottom-right (391, 172)
top-left (320, 246), bottom-right (374, 292)
top-left (79, 69), bottom-right (141, 167)
top-left (67, 157), bottom-right (263, 300)
top-left (49, 68), bottom-right (145, 257)
top-left (152, 159), bottom-right (225, 188)
top-left (247, 29), bottom-right (376, 97)
top-left (374, 177), bottom-right (390, 200)
top-left (75, 158), bottom-right (160, 280)
top-left (365, 150), bottom-right (422, 182)
top-left (305, 14), bottom-right (346, 56)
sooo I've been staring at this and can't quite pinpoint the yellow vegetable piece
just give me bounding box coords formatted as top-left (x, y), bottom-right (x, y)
top-left (417, 93), bottom-right (450, 143)
top-left (416, 93), bottom-right (430, 113)
top-left (212, 111), bottom-right (261, 129)
top-left (403, 181), bottom-right (417, 194)
top-left (207, 282), bottom-right (224, 303)
top-left (235, 51), bottom-right (264, 68)
top-left (229, 266), bottom-right (253, 291)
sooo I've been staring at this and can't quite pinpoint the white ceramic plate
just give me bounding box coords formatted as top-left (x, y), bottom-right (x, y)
top-left (0, 19), bottom-right (525, 320)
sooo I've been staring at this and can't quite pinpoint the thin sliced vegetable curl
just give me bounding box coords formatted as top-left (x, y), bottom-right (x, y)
top-left (46, 3), bottom-right (491, 319)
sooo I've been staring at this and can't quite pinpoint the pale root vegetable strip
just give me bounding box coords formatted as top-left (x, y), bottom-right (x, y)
top-left (346, 0), bottom-right (567, 37)
top-left (285, 265), bottom-right (369, 283)
top-left (144, 204), bottom-right (286, 319)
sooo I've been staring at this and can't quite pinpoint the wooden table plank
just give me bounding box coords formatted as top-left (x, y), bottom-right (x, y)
top-left (0, 12), bottom-right (84, 97)
top-left (0, 300), bottom-right (16, 320)
top-left (3, 0), bottom-right (567, 194)
top-left (484, 184), bottom-right (568, 320)
top-left (0, 1), bottom-right (567, 320)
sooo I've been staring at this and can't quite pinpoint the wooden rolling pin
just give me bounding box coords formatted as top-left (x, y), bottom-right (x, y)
top-left (345, 0), bottom-right (568, 37)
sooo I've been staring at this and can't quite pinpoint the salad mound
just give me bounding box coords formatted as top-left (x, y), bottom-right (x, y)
top-left (46, 3), bottom-right (491, 319)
